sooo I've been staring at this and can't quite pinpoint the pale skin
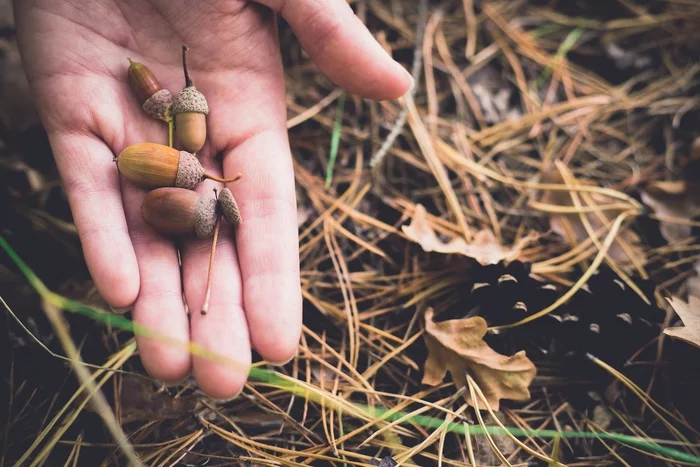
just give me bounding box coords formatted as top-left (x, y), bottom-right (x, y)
top-left (15, 0), bottom-right (412, 398)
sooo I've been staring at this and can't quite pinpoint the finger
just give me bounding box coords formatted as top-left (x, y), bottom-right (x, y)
top-left (122, 182), bottom-right (192, 384)
top-left (207, 69), bottom-right (302, 365)
top-left (255, 0), bottom-right (412, 100)
top-left (48, 133), bottom-right (139, 310)
top-left (181, 173), bottom-right (251, 399)
top-left (224, 130), bottom-right (302, 365)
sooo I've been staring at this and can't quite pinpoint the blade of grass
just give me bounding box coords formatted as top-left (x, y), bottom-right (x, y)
top-left (325, 91), bottom-right (346, 188)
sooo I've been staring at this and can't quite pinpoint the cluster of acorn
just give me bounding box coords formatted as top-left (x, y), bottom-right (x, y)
top-left (116, 46), bottom-right (242, 313)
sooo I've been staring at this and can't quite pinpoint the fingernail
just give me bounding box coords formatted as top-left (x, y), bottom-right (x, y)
top-left (109, 305), bottom-right (132, 314)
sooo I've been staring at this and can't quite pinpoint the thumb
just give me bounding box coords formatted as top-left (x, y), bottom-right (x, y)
top-left (255, 0), bottom-right (413, 100)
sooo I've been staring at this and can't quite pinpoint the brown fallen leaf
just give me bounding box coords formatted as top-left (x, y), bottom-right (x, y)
top-left (402, 204), bottom-right (538, 265)
top-left (640, 181), bottom-right (700, 244)
top-left (422, 308), bottom-right (537, 411)
top-left (540, 171), bottom-right (644, 265)
top-left (664, 296), bottom-right (700, 349)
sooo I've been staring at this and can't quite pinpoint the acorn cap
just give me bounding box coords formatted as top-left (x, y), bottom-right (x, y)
top-left (172, 86), bottom-right (209, 115)
top-left (142, 89), bottom-right (173, 122)
top-left (195, 193), bottom-right (218, 238)
top-left (218, 188), bottom-right (241, 227)
top-left (175, 150), bottom-right (205, 189)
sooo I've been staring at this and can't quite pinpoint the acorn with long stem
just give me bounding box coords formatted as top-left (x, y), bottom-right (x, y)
top-left (141, 187), bottom-right (242, 315)
top-left (116, 142), bottom-right (241, 190)
top-left (172, 45), bottom-right (209, 153)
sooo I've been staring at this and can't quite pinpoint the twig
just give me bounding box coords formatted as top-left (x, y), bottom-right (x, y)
top-left (370, 0), bottom-right (428, 169)
top-left (201, 212), bottom-right (222, 315)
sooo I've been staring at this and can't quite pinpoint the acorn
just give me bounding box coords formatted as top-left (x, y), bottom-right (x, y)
top-left (141, 187), bottom-right (218, 238)
top-left (116, 142), bottom-right (241, 190)
top-left (141, 187), bottom-right (242, 238)
top-left (127, 58), bottom-right (173, 122)
top-left (172, 45), bottom-right (208, 153)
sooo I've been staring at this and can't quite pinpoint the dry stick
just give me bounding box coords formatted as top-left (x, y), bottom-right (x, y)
top-left (369, 0), bottom-right (427, 169)
top-left (201, 213), bottom-right (222, 315)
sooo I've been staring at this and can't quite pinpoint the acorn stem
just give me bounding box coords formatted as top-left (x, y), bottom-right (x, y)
top-left (182, 44), bottom-right (193, 88)
top-left (168, 119), bottom-right (174, 148)
top-left (201, 214), bottom-right (222, 315)
top-left (204, 172), bottom-right (243, 184)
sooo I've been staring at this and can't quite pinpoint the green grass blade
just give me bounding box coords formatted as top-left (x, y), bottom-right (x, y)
top-left (325, 91), bottom-right (346, 188)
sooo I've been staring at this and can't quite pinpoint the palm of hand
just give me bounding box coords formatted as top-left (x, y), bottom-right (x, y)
top-left (15, 0), bottom-right (411, 398)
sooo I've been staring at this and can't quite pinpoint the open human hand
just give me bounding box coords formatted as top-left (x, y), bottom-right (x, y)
top-left (15, 0), bottom-right (412, 398)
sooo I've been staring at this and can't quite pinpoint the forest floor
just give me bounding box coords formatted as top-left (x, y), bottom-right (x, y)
top-left (3, 1), bottom-right (700, 466)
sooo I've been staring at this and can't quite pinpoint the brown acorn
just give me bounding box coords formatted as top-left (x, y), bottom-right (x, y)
top-left (127, 58), bottom-right (173, 122)
top-left (141, 187), bottom-right (218, 238)
top-left (172, 45), bottom-right (208, 153)
top-left (218, 187), bottom-right (242, 227)
top-left (116, 142), bottom-right (241, 190)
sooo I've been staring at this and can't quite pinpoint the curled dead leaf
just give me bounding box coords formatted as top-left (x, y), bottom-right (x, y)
top-left (402, 204), bottom-right (538, 265)
top-left (540, 172), bottom-right (644, 265)
top-left (664, 296), bottom-right (700, 349)
top-left (422, 308), bottom-right (537, 411)
top-left (640, 181), bottom-right (700, 244)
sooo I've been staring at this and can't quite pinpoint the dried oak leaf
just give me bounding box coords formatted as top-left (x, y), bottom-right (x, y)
top-left (664, 296), bottom-right (700, 349)
top-left (540, 172), bottom-right (644, 265)
top-left (640, 181), bottom-right (700, 244)
top-left (422, 308), bottom-right (537, 411)
top-left (402, 204), bottom-right (538, 265)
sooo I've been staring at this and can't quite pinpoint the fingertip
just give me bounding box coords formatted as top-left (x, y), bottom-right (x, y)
top-left (133, 288), bottom-right (192, 385)
top-left (193, 357), bottom-right (250, 401)
top-left (262, 0), bottom-right (413, 102)
top-left (191, 308), bottom-right (252, 400)
top-left (255, 334), bottom-right (300, 366)
top-left (139, 341), bottom-right (192, 384)
top-left (376, 63), bottom-right (414, 101)
top-left (250, 306), bottom-right (301, 366)
top-left (94, 253), bottom-right (140, 310)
